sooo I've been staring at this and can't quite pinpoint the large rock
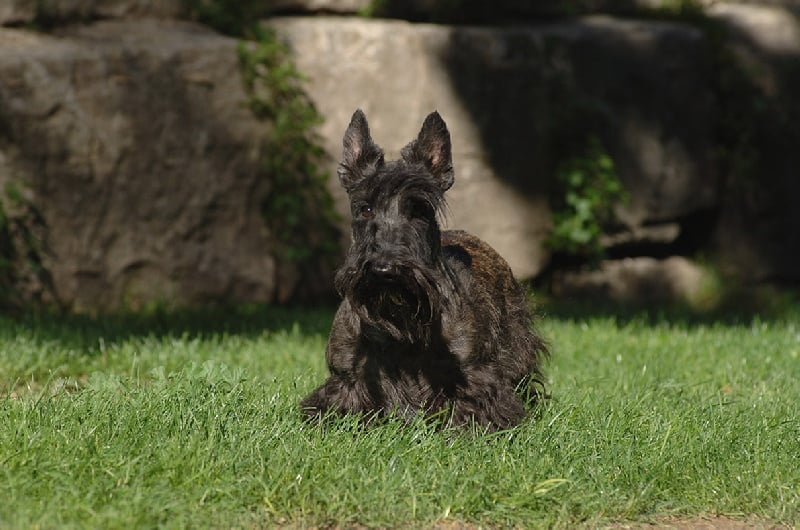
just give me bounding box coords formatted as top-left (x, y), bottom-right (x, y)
top-left (266, 1), bottom-right (696, 20)
top-left (551, 257), bottom-right (712, 306)
top-left (701, 0), bottom-right (800, 13)
top-left (266, 16), bottom-right (716, 279)
top-left (0, 1), bottom-right (35, 26)
top-left (705, 4), bottom-right (800, 282)
top-left (710, 2), bottom-right (800, 53)
top-left (0, 1), bottom-right (184, 26)
top-left (0, 20), bottom-right (279, 311)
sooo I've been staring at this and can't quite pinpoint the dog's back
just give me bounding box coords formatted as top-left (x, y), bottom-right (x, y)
top-left (442, 229), bottom-right (520, 302)
top-left (441, 229), bottom-right (547, 401)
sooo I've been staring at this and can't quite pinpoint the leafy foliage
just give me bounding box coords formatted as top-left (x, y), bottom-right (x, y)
top-left (182, 0), bottom-right (267, 37)
top-left (547, 136), bottom-right (627, 262)
top-left (0, 199), bottom-right (10, 304)
top-left (0, 181), bottom-right (50, 310)
top-left (239, 28), bottom-right (340, 277)
top-left (183, 1), bottom-right (341, 294)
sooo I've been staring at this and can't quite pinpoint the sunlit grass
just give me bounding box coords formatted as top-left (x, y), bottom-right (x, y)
top-left (1, 304), bottom-right (798, 528)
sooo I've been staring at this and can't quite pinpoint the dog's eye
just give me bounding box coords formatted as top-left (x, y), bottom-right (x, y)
top-left (359, 205), bottom-right (375, 219)
top-left (407, 199), bottom-right (431, 219)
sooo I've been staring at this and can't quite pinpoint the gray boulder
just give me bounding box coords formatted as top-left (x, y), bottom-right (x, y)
top-left (706, 3), bottom-right (800, 282)
top-left (265, 1), bottom-right (701, 20)
top-left (0, 0), bottom-right (184, 26)
top-left (0, 1), bottom-right (35, 26)
top-left (551, 257), bottom-right (712, 306)
top-left (0, 20), bottom-right (279, 311)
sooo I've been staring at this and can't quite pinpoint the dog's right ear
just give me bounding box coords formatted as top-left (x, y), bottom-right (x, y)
top-left (338, 109), bottom-right (384, 191)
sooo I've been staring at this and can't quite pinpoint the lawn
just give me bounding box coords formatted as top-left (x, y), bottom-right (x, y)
top-left (1, 303), bottom-right (798, 528)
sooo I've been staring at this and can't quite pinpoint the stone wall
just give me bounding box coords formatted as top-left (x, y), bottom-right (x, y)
top-left (706, 2), bottom-right (800, 285)
top-left (1, 1), bottom-right (798, 310)
top-left (0, 0), bottom-right (184, 26)
top-left (264, 16), bottom-right (716, 281)
top-left (263, 2), bottom-right (800, 302)
top-left (0, 20), bottom-right (277, 311)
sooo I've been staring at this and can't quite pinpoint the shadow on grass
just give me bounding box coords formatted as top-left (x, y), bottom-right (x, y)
top-left (1, 302), bottom-right (338, 351)
top-left (536, 285), bottom-right (800, 328)
top-left (2, 284), bottom-right (798, 357)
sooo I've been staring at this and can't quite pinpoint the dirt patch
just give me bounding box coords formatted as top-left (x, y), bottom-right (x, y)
top-left (606, 515), bottom-right (791, 529)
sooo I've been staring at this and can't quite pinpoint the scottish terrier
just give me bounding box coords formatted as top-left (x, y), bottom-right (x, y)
top-left (301, 109), bottom-right (548, 430)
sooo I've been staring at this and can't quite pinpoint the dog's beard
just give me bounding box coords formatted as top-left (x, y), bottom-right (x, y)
top-left (337, 263), bottom-right (443, 344)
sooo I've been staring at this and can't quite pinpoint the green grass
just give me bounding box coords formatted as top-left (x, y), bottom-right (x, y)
top-left (1, 304), bottom-right (799, 528)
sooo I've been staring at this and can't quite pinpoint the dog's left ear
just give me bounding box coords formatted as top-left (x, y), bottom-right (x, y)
top-left (401, 111), bottom-right (454, 191)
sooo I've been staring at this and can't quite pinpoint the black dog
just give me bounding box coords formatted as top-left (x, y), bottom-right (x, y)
top-left (301, 110), bottom-right (548, 430)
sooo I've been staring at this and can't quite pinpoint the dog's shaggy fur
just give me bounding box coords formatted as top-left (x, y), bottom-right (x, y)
top-left (301, 110), bottom-right (548, 430)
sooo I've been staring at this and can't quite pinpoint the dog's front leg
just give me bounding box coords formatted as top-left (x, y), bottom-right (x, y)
top-left (300, 301), bottom-right (374, 418)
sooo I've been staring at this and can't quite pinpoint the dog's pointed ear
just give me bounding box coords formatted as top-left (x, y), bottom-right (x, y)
top-left (338, 109), bottom-right (384, 191)
top-left (401, 111), bottom-right (454, 191)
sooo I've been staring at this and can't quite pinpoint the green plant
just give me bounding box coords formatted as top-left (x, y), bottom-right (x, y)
top-left (650, 0), bottom-right (706, 18)
top-left (358, 0), bottom-right (389, 18)
top-left (238, 28), bottom-right (340, 274)
top-left (0, 180), bottom-right (43, 310)
top-left (547, 136), bottom-right (627, 262)
top-left (182, 0), bottom-right (266, 37)
top-left (0, 199), bottom-right (11, 290)
top-left (183, 1), bottom-right (341, 293)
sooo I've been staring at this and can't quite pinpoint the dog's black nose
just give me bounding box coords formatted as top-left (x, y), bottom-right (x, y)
top-left (370, 261), bottom-right (396, 278)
